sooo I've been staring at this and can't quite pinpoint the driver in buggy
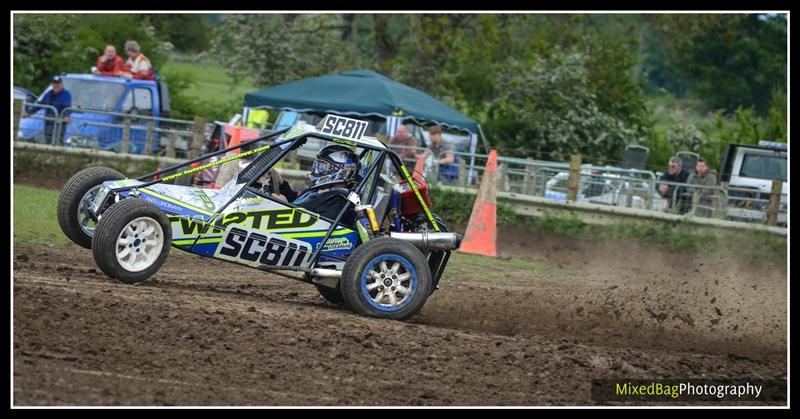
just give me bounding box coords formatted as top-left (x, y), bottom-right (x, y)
top-left (261, 144), bottom-right (361, 227)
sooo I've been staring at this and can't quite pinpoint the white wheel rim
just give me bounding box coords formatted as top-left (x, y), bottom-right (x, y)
top-left (366, 260), bottom-right (413, 308)
top-left (77, 185), bottom-right (101, 237)
top-left (115, 217), bottom-right (164, 272)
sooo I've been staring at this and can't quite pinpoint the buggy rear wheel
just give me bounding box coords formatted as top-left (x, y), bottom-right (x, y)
top-left (340, 238), bottom-right (432, 320)
top-left (92, 199), bottom-right (171, 284)
top-left (57, 166), bottom-right (125, 248)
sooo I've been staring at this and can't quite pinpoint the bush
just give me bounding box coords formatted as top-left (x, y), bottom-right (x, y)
top-left (427, 185), bottom-right (519, 227)
top-left (159, 67), bottom-right (242, 122)
top-left (485, 51), bottom-right (645, 162)
top-left (530, 212), bottom-right (587, 237)
top-left (666, 123), bottom-right (708, 153)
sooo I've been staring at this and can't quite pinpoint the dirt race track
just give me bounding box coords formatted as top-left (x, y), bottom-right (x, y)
top-left (13, 232), bottom-right (787, 406)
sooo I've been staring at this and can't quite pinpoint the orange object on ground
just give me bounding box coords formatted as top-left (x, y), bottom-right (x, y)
top-left (229, 125), bottom-right (242, 154)
top-left (459, 149), bottom-right (498, 257)
top-left (223, 124), bottom-right (262, 155)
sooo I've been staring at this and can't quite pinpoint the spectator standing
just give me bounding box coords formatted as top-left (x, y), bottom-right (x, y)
top-left (427, 125), bottom-right (458, 183)
top-left (27, 75), bottom-right (72, 144)
top-left (388, 124), bottom-right (419, 162)
top-left (687, 158), bottom-right (719, 217)
top-left (657, 156), bottom-right (690, 214)
top-left (121, 40), bottom-right (155, 81)
top-left (93, 44), bottom-right (125, 76)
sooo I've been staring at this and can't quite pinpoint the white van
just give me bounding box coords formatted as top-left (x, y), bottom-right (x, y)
top-left (720, 141), bottom-right (787, 225)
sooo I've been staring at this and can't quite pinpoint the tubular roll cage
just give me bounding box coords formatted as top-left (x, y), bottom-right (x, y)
top-left (102, 126), bottom-right (446, 283)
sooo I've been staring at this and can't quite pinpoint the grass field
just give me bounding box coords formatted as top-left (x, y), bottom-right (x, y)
top-left (447, 252), bottom-right (576, 283)
top-left (13, 184), bottom-right (67, 246)
top-left (161, 60), bottom-right (258, 104)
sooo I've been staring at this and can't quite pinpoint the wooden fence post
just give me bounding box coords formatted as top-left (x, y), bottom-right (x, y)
top-left (13, 99), bottom-right (23, 141)
top-left (190, 117), bottom-right (206, 159)
top-left (144, 121), bottom-right (155, 156)
top-left (567, 154), bottom-right (582, 202)
top-left (766, 179), bottom-right (783, 226)
top-left (166, 136), bottom-right (176, 158)
top-left (121, 119), bottom-right (131, 154)
top-left (523, 160), bottom-right (534, 195)
top-left (458, 158), bottom-right (467, 187)
top-left (497, 162), bottom-right (509, 192)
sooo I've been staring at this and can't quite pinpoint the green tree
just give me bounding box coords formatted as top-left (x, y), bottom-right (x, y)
top-left (485, 52), bottom-right (641, 162)
top-left (14, 15), bottom-right (83, 91)
top-left (146, 14), bottom-right (211, 53)
top-left (210, 14), bottom-right (359, 88)
top-left (648, 13), bottom-right (787, 114)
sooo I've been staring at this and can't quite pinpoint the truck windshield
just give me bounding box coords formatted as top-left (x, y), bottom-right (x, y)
top-left (740, 153), bottom-right (787, 182)
top-left (62, 79), bottom-right (125, 111)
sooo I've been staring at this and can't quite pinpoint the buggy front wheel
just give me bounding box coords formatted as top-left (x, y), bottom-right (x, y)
top-left (92, 199), bottom-right (171, 284)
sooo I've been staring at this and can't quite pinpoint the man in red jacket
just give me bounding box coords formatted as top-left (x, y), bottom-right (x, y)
top-left (93, 44), bottom-right (125, 77)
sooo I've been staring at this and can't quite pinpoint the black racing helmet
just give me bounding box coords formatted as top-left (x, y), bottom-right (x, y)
top-left (308, 144), bottom-right (361, 190)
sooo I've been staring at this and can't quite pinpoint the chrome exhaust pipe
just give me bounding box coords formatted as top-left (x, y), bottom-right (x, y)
top-left (310, 268), bottom-right (342, 278)
top-left (389, 232), bottom-right (462, 252)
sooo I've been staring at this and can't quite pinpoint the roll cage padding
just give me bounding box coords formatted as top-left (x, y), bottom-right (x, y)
top-left (236, 145), bottom-right (284, 185)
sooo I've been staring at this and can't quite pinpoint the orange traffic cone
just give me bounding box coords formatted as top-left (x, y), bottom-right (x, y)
top-left (459, 150), bottom-right (498, 257)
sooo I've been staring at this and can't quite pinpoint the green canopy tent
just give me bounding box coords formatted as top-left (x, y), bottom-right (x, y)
top-left (243, 70), bottom-right (489, 161)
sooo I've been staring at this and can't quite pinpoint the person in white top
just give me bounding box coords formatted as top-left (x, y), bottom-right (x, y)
top-left (120, 40), bottom-right (154, 80)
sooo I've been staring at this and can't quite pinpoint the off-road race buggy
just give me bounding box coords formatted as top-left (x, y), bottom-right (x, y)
top-left (57, 115), bottom-right (462, 320)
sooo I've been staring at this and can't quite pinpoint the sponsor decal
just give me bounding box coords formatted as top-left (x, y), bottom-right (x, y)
top-left (192, 189), bottom-right (216, 211)
top-left (331, 138), bottom-right (358, 147)
top-left (169, 208), bottom-right (319, 236)
top-left (215, 226), bottom-right (312, 268)
top-left (316, 237), bottom-right (353, 252)
top-left (141, 194), bottom-right (183, 213)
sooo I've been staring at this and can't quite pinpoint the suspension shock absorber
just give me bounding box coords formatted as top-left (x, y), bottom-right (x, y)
top-left (390, 187), bottom-right (402, 232)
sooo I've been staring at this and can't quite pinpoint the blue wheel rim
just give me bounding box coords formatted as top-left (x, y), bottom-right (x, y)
top-left (360, 253), bottom-right (417, 312)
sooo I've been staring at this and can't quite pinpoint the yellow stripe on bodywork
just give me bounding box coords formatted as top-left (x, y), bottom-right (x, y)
top-left (281, 228), bottom-right (354, 239)
top-left (173, 237), bottom-right (222, 246)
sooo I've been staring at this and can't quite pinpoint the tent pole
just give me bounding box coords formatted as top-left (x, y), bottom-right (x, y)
top-left (477, 124), bottom-right (491, 154)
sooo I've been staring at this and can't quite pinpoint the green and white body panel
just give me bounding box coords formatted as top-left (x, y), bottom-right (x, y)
top-left (93, 179), bottom-right (357, 270)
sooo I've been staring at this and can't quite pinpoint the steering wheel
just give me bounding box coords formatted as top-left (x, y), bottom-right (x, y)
top-left (257, 169), bottom-right (282, 196)
top-left (127, 107), bottom-right (140, 123)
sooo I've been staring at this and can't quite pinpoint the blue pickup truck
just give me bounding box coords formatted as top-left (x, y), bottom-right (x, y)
top-left (18, 74), bottom-right (171, 155)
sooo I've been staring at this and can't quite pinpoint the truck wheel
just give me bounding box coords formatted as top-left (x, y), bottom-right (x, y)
top-left (57, 166), bottom-right (125, 248)
top-left (92, 199), bottom-right (171, 284)
top-left (340, 238), bottom-right (432, 320)
top-left (315, 284), bottom-right (345, 305)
